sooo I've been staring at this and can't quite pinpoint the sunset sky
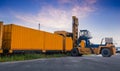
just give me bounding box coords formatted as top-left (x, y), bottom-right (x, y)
top-left (0, 0), bottom-right (120, 46)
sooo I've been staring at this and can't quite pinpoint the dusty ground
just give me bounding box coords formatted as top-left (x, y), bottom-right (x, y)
top-left (0, 54), bottom-right (120, 71)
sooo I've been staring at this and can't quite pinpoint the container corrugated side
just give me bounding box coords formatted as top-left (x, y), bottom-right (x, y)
top-left (65, 37), bottom-right (73, 51)
top-left (54, 34), bottom-right (63, 50)
top-left (2, 24), bottom-right (64, 52)
top-left (4, 24), bottom-right (44, 50)
top-left (0, 22), bottom-right (3, 50)
top-left (44, 32), bottom-right (63, 51)
top-left (2, 24), bottom-right (12, 50)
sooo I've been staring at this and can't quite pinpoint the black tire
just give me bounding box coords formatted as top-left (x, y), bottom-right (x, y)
top-left (101, 48), bottom-right (112, 57)
top-left (71, 48), bottom-right (79, 56)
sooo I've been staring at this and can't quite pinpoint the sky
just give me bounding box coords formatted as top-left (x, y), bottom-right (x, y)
top-left (0, 0), bottom-right (120, 46)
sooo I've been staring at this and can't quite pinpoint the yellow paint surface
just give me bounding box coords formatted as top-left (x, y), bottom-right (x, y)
top-left (0, 49), bottom-right (3, 53)
top-left (2, 24), bottom-right (66, 51)
top-left (44, 32), bottom-right (63, 50)
top-left (3, 24), bottom-right (44, 50)
top-left (65, 37), bottom-right (73, 51)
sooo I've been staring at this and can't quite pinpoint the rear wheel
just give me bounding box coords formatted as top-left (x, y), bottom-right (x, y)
top-left (71, 48), bottom-right (80, 56)
top-left (101, 48), bottom-right (112, 57)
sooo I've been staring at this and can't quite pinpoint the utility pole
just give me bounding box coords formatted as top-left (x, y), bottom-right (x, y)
top-left (38, 23), bottom-right (40, 30)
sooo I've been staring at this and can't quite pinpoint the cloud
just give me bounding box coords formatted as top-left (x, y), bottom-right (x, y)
top-left (15, 7), bottom-right (71, 32)
top-left (58, 0), bottom-right (72, 4)
top-left (58, 0), bottom-right (97, 5)
top-left (13, 0), bottom-right (97, 32)
top-left (85, 0), bottom-right (97, 4)
top-left (72, 5), bottom-right (95, 18)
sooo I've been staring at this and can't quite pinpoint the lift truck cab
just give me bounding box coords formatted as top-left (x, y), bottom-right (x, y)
top-left (71, 16), bottom-right (116, 57)
top-left (71, 30), bottom-right (116, 57)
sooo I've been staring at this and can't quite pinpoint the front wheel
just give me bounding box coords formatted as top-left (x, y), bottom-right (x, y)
top-left (71, 48), bottom-right (80, 56)
top-left (101, 48), bottom-right (112, 57)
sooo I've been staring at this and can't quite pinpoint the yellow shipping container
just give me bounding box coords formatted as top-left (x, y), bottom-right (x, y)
top-left (2, 24), bottom-right (44, 51)
top-left (2, 24), bottom-right (64, 53)
top-left (0, 22), bottom-right (3, 53)
top-left (44, 32), bottom-right (63, 51)
top-left (54, 34), bottom-right (63, 51)
top-left (65, 37), bottom-right (73, 51)
top-left (2, 25), bottom-right (12, 50)
top-left (0, 22), bottom-right (3, 49)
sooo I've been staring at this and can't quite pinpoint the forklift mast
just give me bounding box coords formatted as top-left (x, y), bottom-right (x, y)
top-left (72, 16), bottom-right (79, 48)
top-left (72, 16), bottom-right (92, 48)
